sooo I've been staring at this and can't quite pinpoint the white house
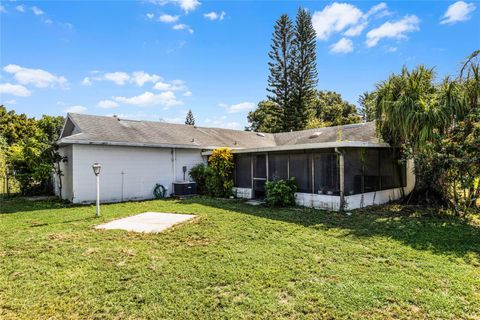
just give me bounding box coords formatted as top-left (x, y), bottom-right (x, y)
top-left (56, 113), bottom-right (414, 210)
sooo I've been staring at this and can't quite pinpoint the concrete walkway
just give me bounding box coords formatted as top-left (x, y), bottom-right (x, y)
top-left (95, 212), bottom-right (196, 233)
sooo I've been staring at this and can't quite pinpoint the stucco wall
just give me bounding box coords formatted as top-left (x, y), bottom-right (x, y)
top-left (70, 144), bottom-right (205, 203)
top-left (233, 187), bottom-right (253, 199)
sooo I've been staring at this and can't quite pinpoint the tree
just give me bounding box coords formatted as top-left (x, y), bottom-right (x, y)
top-left (267, 14), bottom-right (294, 129)
top-left (0, 107), bottom-right (66, 196)
top-left (289, 7), bottom-right (318, 131)
top-left (373, 65), bottom-right (470, 209)
top-left (185, 109), bottom-right (195, 125)
top-left (246, 100), bottom-right (283, 133)
top-left (358, 91), bottom-right (376, 122)
top-left (307, 91), bottom-right (361, 128)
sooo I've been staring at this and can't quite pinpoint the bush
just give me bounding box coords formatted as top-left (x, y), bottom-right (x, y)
top-left (189, 163), bottom-right (209, 195)
top-left (189, 150), bottom-right (234, 198)
top-left (206, 148), bottom-right (234, 198)
top-left (265, 177), bottom-right (297, 207)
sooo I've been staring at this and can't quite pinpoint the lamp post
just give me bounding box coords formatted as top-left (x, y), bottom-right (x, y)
top-left (92, 163), bottom-right (102, 217)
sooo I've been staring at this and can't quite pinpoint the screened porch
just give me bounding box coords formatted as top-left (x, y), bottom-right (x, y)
top-left (233, 148), bottom-right (406, 203)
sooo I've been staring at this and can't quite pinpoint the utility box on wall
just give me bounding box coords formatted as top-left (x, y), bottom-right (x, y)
top-left (173, 181), bottom-right (197, 196)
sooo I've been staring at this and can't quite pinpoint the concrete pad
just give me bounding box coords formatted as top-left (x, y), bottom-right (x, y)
top-left (95, 212), bottom-right (196, 233)
top-left (246, 200), bottom-right (264, 206)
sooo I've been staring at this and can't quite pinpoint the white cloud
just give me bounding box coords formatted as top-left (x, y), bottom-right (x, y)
top-left (159, 14), bottom-right (179, 23)
top-left (81, 77), bottom-right (92, 86)
top-left (173, 23), bottom-right (194, 33)
top-left (113, 91), bottom-right (182, 107)
top-left (104, 72), bottom-right (130, 85)
top-left (65, 105), bottom-right (87, 114)
top-left (441, 1), bottom-right (476, 24)
top-left (15, 5), bottom-right (25, 13)
top-left (6, 99), bottom-right (17, 105)
top-left (146, 13), bottom-right (155, 19)
top-left (204, 11), bottom-right (226, 21)
top-left (3, 64), bottom-right (68, 88)
top-left (153, 81), bottom-right (172, 91)
top-left (0, 5), bottom-right (6, 13)
top-left (344, 22), bottom-right (367, 37)
top-left (223, 102), bottom-right (255, 113)
top-left (31, 6), bottom-right (44, 16)
top-left (131, 71), bottom-right (161, 86)
top-left (153, 79), bottom-right (187, 91)
top-left (386, 46), bottom-right (398, 52)
top-left (183, 90), bottom-right (192, 96)
top-left (313, 2), bottom-right (391, 40)
top-left (177, 0), bottom-right (200, 13)
top-left (330, 37), bottom-right (353, 53)
top-left (204, 116), bottom-right (241, 130)
top-left (365, 2), bottom-right (389, 18)
top-left (366, 15), bottom-right (420, 47)
top-left (97, 100), bottom-right (119, 109)
top-left (312, 3), bottom-right (363, 40)
top-left (0, 83), bottom-right (31, 97)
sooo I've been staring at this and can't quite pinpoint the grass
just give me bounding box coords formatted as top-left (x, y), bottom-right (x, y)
top-left (1, 197), bottom-right (479, 319)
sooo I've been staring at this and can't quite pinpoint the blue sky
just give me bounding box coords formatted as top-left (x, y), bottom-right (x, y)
top-left (1, 0), bottom-right (479, 129)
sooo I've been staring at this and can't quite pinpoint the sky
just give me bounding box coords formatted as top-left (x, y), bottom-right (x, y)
top-left (1, 0), bottom-right (479, 130)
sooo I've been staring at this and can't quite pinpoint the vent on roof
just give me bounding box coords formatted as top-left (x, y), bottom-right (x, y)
top-left (256, 132), bottom-right (265, 137)
top-left (309, 132), bottom-right (323, 139)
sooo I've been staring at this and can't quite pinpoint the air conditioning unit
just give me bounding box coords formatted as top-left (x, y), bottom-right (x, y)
top-left (172, 181), bottom-right (197, 196)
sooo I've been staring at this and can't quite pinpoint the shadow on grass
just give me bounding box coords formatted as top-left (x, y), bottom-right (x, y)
top-left (185, 197), bottom-right (480, 260)
top-left (0, 198), bottom-right (77, 214)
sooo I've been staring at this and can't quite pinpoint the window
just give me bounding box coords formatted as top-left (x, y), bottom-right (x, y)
top-left (268, 153), bottom-right (288, 181)
top-left (314, 153), bottom-right (339, 195)
top-left (234, 154), bottom-right (251, 188)
top-left (289, 153), bottom-right (312, 193)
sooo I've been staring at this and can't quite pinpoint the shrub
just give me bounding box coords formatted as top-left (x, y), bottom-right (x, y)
top-left (206, 148), bottom-right (234, 198)
top-left (189, 163), bottom-right (209, 194)
top-left (265, 177), bottom-right (297, 207)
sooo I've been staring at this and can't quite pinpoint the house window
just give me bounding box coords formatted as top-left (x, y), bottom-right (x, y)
top-left (268, 153), bottom-right (288, 181)
top-left (289, 153), bottom-right (312, 193)
top-left (344, 149), bottom-right (364, 195)
top-left (314, 153), bottom-right (339, 195)
top-left (234, 154), bottom-right (251, 188)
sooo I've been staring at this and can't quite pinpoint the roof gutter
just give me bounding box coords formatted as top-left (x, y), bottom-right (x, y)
top-left (201, 141), bottom-right (390, 156)
top-left (56, 138), bottom-right (247, 151)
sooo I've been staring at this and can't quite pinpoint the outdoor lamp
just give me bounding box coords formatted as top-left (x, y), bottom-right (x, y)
top-left (92, 163), bottom-right (102, 176)
top-left (92, 163), bottom-right (101, 217)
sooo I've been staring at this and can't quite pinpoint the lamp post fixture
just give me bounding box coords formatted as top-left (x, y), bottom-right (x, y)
top-left (92, 163), bottom-right (102, 217)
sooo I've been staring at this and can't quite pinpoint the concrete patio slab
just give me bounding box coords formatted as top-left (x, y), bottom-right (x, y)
top-left (95, 212), bottom-right (196, 233)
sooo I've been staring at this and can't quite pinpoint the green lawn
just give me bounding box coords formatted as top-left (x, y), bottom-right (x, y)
top-left (1, 198), bottom-right (479, 319)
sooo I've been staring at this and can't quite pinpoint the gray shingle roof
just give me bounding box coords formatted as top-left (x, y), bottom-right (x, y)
top-left (59, 113), bottom-right (382, 150)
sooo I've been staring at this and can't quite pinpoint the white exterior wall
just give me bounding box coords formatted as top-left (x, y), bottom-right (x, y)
top-left (70, 144), bottom-right (205, 204)
top-left (295, 193), bottom-right (342, 211)
top-left (233, 187), bottom-right (253, 199)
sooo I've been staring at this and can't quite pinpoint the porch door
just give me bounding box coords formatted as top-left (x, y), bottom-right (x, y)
top-left (253, 154), bottom-right (267, 198)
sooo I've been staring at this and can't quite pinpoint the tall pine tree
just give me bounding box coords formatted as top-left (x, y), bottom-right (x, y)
top-left (289, 7), bottom-right (318, 131)
top-left (267, 14), bottom-right (294, 132)
top-left (185, 109), bottom-right (195, 125)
